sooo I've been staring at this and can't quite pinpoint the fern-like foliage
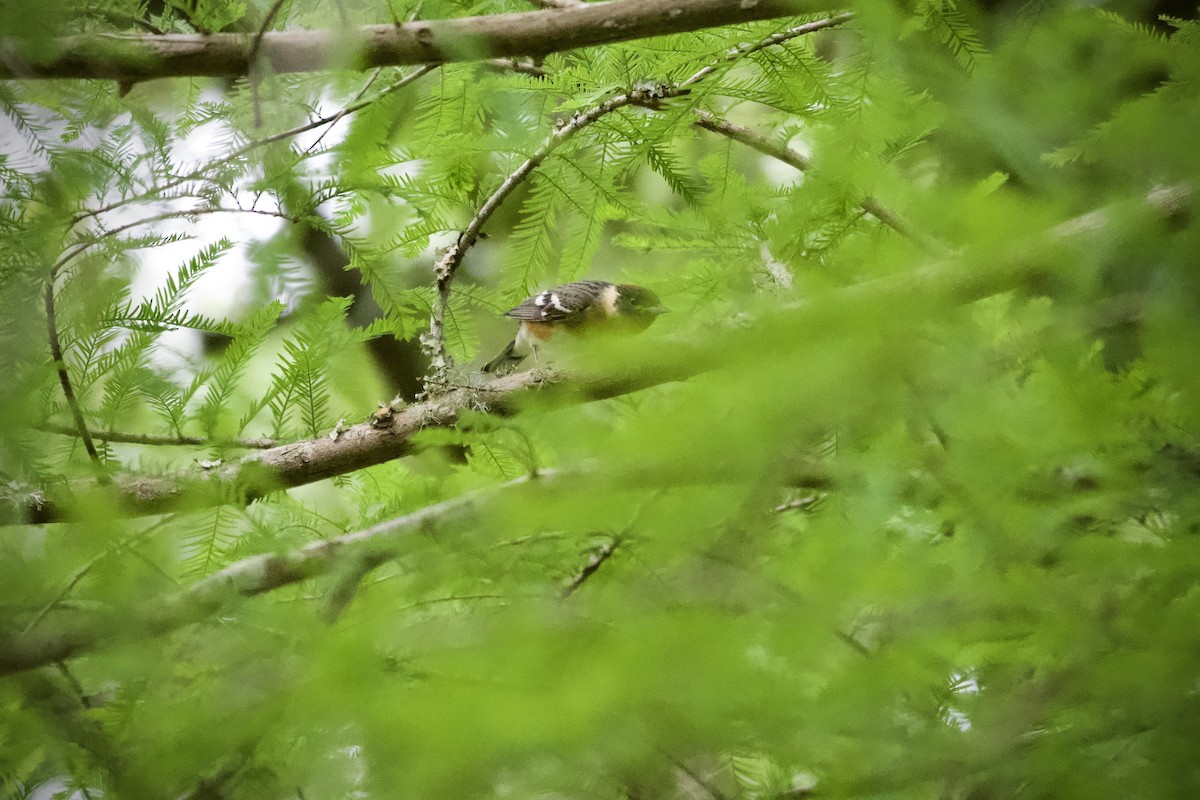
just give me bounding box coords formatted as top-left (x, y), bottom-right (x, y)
top-left (917, 0), bottom-right (989, 72)
top-left (194, 300), bottom-right (287, 440)
top-left (3, 3), bottom-right (1200, 800)
top-left (265, 296), bottom-right (354, 439)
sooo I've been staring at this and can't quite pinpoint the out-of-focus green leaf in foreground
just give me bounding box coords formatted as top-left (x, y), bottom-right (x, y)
top-left (1, 1), bottom-right (1199, 798)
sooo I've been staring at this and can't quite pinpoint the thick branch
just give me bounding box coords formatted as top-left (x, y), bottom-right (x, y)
top-left (0, 0), bottom-right (820, 82)
top-left (4, 360), bottom-right (699, 525)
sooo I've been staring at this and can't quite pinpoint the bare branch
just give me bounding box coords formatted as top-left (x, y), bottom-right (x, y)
top-left (248, 0), bottom-right (290, 64)
top-left (4, 359), bottom-right (699, 525)
top-left (38, 423), bottom-right (277, 449)
top-left (57, 206), bottom-right (297, 282)
top-left (0, 0), bottom-right (823, 82)
top-left (73, 65), bottom-right (436, 225)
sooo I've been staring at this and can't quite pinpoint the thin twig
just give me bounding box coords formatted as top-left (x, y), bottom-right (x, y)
top-left (247, 0), bottom-right (291, 127)
top-left (680, 12), bottom-right (854, 89)
top-left (560, 536), bottom-right (621, 598)
top-left (71, 65), bottom-right (436, 226)
top-left (248, 0), bottom-right (289, 64)
top-left (691, 110), bottom-right (945, 255)
top-left (44, 281), bottom-right (104, 477)
top-left (40, 202), bottom-right (294, 477)
top-left (55, 206), bottom-right (296, 281)
top-left (303, 68), bottom-right (383, 155)
top-left (22, 518), bottom-right (174, 635)
top-left (773, 493), bottom-right (824, 513)
top-left (485, 58), bottom-right (546, 78)
top-left (38, 423), bottom-right (277, 449)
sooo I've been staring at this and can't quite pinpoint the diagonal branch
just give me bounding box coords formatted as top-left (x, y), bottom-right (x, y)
top-left (73, 64), bottom-right (437, 225)
top-left (44, 281), bottom-right (104, 476)
top-left (690, 110), bottom-right (945, 254)
top-left (561, 536), bottom-right (622, 598)
top-left (426, 82), bottom-right (687, 373)
top-left (0, 472), bottom-right (551, 677)
top-left (0, 0), bottom-right (824, 82)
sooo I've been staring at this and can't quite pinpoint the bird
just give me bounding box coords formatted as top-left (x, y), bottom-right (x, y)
top-left (481, 280), bottom-right (667, 373)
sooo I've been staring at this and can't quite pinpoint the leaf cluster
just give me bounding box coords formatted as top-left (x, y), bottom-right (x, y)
top-left (2, 2), bottom-right (1200, 799)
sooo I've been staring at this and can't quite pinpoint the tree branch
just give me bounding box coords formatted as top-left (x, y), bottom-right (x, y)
top-left (44, 281), bottom-right (105, 476)
top-left (426, 82), bottom-right (685, 373)
top-left (37, 423), bottom-right (277, 449)
top-left (0, 472), bottom-right (550, 677)
top-left (4, 359), bottom-right (699, 525)
top-left (0, 0), bottom-right (822, 82)
top-left (72, 64), bottom-right (437, 225)
top-left (561, 536), bottom-right (622, 598)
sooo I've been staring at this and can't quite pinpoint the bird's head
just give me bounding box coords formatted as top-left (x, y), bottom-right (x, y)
top-left (614, 284), bottom-right (668, 327)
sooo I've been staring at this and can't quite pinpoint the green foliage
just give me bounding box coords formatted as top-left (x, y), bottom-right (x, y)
top-left (2, 1), bottom-right (1200, 799)
top-left (265, 296), bottom-right (355, 438)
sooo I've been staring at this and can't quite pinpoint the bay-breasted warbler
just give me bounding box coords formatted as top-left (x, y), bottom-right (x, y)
top-left (481, 280), bottom-right (667, 373)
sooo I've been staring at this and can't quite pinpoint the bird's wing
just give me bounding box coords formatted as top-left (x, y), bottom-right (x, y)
top-left (504, 281), bottom-right (611, 323)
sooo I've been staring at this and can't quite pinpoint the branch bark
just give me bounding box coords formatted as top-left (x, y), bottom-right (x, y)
top-left (0, 0), bottom-right (821, 82)
top-left (4, 359), bottom-right (700, 525)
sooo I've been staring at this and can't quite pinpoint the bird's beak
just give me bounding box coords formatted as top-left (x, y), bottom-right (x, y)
top-left (646, 305), bottom-right (669, 315)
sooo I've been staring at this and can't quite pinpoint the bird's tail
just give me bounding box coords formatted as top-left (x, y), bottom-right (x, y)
top-left (481, 339), bottom-right (523, 373)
